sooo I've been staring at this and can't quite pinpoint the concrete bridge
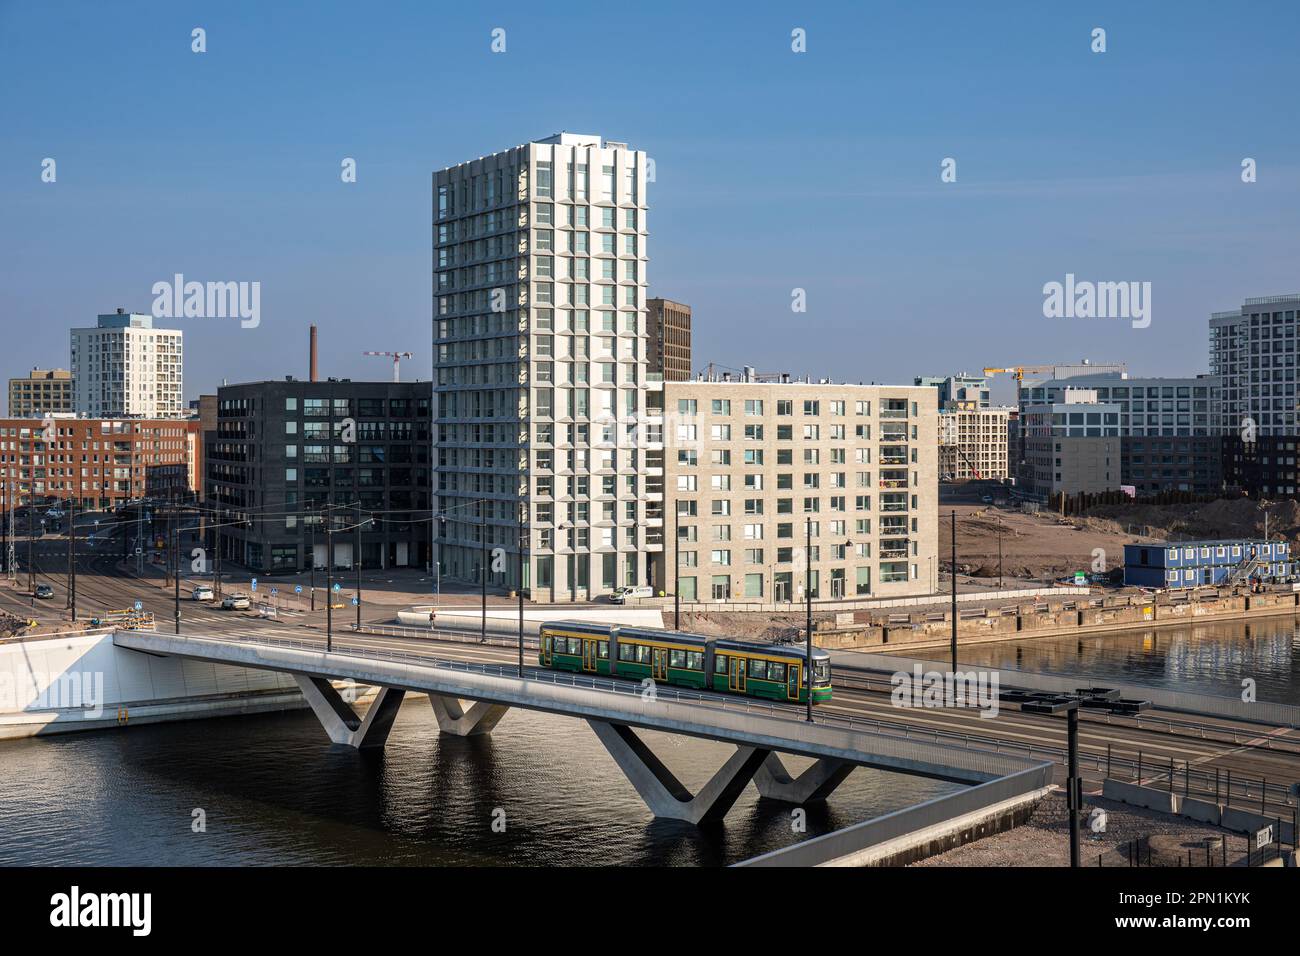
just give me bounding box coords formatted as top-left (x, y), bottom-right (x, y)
top-left (113, 630), bottom-right (1053, 844)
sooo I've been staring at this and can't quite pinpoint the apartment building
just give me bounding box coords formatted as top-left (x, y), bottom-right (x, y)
top-left (938, 403), bottom-right (1011, 480)
top-left (660, 378), bottom-right (938, 603)
top-left (204, 379), bottom-right (431, 572)
top-left (1020, 390), bottom-right (1121, 496)
top-left (1019, 372), bottom-right (1221, 494)
top-left (914, 373), bottom-right (990, 409)
top-left (646, 297), bottom-right (692, 382)
top-left (1210, 293), bottom-right (1300, 438)
top-left (0, 416), bottom-right (199, 510)
top-left (8, 369), bottom-right (73, 417)
top-left (70, 309), bottom-right (184, 418)
top-left (433, 132), bottom-right (663, 601)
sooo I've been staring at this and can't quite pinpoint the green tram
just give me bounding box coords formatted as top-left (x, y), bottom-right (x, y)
top-left (538, 621), bottom-right (832, 704)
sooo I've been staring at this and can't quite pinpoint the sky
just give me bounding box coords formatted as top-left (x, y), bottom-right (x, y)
top-left (3, 0), bottom-right (1300, 406)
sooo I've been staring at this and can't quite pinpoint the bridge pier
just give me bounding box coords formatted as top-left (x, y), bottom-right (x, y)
top-left (588, 721), bottom-right (771, 824)
top-left (294, 676), bottom-right (406, 749)
top-left (429, 694), bottom-right (509, 737)
top-left (753, 753), bottom-right (854, 804)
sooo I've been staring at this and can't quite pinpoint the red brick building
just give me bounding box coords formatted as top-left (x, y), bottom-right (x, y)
top-left (0, 417), bottom-right (201, 510)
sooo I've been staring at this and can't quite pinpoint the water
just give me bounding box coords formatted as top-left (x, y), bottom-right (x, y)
top-left (906, 616), bottom-right (1300, 705)
top-left (0, 701), bottom-right (958, 867)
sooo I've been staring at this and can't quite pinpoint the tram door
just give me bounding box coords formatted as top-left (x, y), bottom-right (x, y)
top-left (728, 655), bottom-right (745, 693)
top-left (541, 634), bottom-right (553, 666)
top-left (652, 647), bottom-right (668, 681)
top-left (582, 639), bottom-right (598, 673)
top-left (786, 663), bottom-right (801, 701)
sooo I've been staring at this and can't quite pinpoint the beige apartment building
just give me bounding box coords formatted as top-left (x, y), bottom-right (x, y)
top-left (661, 377), bottom-right (938, 603)
top-left (939, 402), bottom-right (1011, 480)
top-left (8, 369), bottom-right (73, 418)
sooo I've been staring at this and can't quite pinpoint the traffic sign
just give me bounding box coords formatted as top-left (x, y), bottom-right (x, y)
top-left (294, 585), bottom-right (303, 594)
top-left (251, 577), bottom-right (258, 592)
top-left (332, 583), bottom-right (341, 592)
top-left (133, 600), bottom-right (142, 612)
top-left (351, 597), bottom-right (359, 606)
top-left (271, 588), bottom-right (278, 597)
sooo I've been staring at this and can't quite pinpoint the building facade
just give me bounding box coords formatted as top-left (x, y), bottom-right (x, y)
top-left (915, 373), bottom-right (990, 409)
top-left (1210, 294), bottom-right (1300, 438)
top-left (646, 297), bottom-right (692, 381)
top-left (8, 369), bottom-right (73, 418)
top-left (938, 403), bottom-right (1011, 480)
top-left (0, 416), bottom-right (198, 510)
top-left (1019, 372), bottom-right (1221, 494)
top-left (1123, 539), bottom-right (1291, 588)
top-left (660, 379), bottom-right (938, 602)
top-left (70, 310), bottom-right (184, 418)
top-left (433, 132), bottom-right (663, 601)
top-left (1020, 391), bottom-right (1121, 496)
top-left (204, 379), bottom-right (431, 572)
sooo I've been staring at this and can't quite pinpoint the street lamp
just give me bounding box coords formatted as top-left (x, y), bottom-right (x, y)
top-left (805, 515), bottom-right (814, 723)
top-left (949, 509), bottom-right (958, 676)
top-left (517, 509), bottom-right (527, 678)
top-left (673, 505), bottom-right (681, 630)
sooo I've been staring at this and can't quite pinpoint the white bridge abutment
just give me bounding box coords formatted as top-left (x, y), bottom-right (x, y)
top-left (428, 694), bottom-right (509, 736)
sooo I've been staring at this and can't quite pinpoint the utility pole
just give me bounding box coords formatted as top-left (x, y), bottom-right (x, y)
top-left (309, 523), bottom-right (316, 611)
top-left (355, 505), bottom-right (363, 630)
top-left (674, 505), bottom-right (681, 630)
top-left (67, 499), bottom-right (76, 621)
top-left (325, 507), bottom-right (333, 652)
top-left (997, 527), bottom-right (1003, 590)
top-left (1068, 704), bottom-right (1081, 868)
top-left (805, 516), bottom-right (814, 723)
top-left (950, 509), bottom-right (958, 676)
top-left (479, 508), bottom-right (487, 645)
top-left (173, 524), bottom-right (181, 634)
top-left (518, 509), bottom-right (526, 678)
top-left (27, 504), bottom-right (35, 601)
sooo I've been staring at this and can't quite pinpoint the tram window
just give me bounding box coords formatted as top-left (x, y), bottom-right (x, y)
top-left (768, 662), bottom-right (787, 682)
top-left (568, 638), bottom-right (582, 654)
top-left (635, 645), bottom-right (652, 664)
top-left (686, 651), bottom-right (704, 671)
top-left (619, 643), bottom-right (636, 662)
top-left (715, 655), bottom-right (728, 674)
top-left (669, 649), bottom-right (686, 668)
top-left (598, 641), bottom-right (609, 659)
top-left (748, 658), bottom-right (766, 679)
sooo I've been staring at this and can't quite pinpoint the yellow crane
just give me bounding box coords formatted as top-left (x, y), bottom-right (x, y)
top-left (982, 365), bottom-right (1058, 383)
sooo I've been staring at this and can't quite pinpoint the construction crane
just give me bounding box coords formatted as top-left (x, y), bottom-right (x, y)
top-left (363, 351), bottom-right (414, 383)
top-left (982, 365), bottom-right (1058, 384)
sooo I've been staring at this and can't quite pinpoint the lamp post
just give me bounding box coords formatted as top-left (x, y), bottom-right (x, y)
top-left (66, 499), bottom-right (76, 621)
top-left (325, 507), bottom-right (333, 652)
top-left (998, 527), bottom-right (1003, 589)
top-left (309, 524), bottom-right (316, 611)
top-left (674, 505), bottom-right (681, 630)
top-left (950, 509), bottom-right (958, 676)
top-left (805, 515), bottom-right (814, 723)
top-left (518, 509), bottom-right (526, 678)
top-left (479, 508), bottom-right (487, 645)
top-left (173, 524), bottom-right (181, 634)
top-left (355, 505), bottom-right (363, 631)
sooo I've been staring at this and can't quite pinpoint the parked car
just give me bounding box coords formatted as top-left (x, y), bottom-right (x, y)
top-left (191, 585), bottom-right (215, 601)
top-left (221, 594), bottom-right (251, 611)
top-left (33, 584), bottom-right (54, 599)
top-left (610, 585), bottom-right (654, 604)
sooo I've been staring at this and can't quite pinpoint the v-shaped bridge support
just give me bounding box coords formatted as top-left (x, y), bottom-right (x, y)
top-left (589, 721), bottom-right (855, 824)
top-left (294, 676), bottom-right (406, 749)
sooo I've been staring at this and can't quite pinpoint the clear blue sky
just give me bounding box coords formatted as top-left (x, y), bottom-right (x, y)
top-left (3, 0), bottom-right (1300, 405)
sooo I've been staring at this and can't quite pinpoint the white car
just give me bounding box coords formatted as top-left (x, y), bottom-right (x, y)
top-left (191, 585), bottom-right (215, 601)
top-left (610, 585), bottom-right (653, 604)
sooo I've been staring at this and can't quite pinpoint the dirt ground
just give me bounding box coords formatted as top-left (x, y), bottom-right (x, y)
top-left (912, 791), bottom-right (1259, 867)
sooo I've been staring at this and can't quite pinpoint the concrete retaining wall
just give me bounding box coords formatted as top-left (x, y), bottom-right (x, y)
top-left (0, 631), bottom-right (308, 739)
top-left (1103, 779), bottom-right (1295, 845)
